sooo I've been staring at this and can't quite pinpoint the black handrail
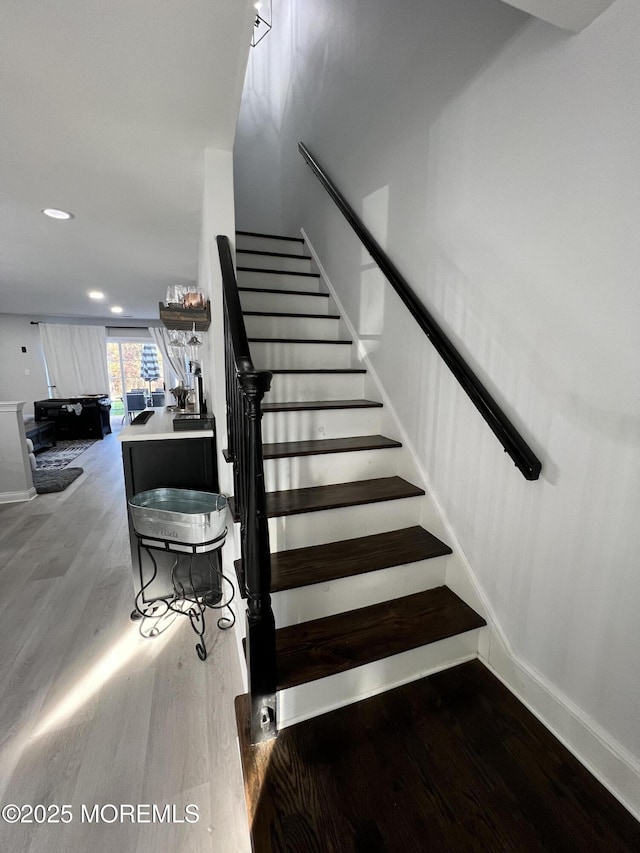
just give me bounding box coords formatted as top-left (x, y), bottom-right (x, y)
top-left (299, 142), bottom-right (541, 481)
top-left (217, 234), bottom-right (278, 742)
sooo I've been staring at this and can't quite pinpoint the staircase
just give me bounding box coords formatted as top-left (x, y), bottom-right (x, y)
top-left (231, 229), bottom-right (487, 730)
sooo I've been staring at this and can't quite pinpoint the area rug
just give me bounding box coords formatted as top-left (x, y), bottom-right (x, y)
top-left (32, 467), bottom-right (84, 494)
top-left (35, 439), bottom-right (97, 470)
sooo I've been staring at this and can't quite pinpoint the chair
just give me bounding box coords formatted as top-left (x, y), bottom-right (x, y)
top-left (151, 391), bottom-right (165, 408)
top-left (126, 392), bottom-right (146, 421)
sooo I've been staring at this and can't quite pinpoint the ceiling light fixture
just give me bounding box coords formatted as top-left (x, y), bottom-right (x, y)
top-left (88, 291), bottom-right (104, 300)
top-left (110, 306), bottom-right (124, 314)
top-left (42, 208), bottom-right (74, 220)
top-left (251, 0), bottom-right (272, 47)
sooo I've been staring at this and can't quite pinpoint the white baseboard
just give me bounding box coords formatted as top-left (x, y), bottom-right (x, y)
top-left (485, 627), bottom-right (640, 821)
top-left (0, 487), bottom-right (37, 504)
top-left (301, 227), bottom-right (640, 822)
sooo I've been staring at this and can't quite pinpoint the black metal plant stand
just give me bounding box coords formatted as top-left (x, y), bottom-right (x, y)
top-left (132, 529), bottom-right (234, 661)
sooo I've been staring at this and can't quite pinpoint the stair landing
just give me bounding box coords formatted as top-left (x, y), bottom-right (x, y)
top-left (236, 660), bottom-right (640, 852)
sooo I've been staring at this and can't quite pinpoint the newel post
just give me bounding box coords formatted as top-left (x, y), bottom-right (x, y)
top-left (239, 370), bottom-right (277, 742)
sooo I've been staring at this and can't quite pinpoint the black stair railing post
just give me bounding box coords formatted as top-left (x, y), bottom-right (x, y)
top-left (223, 312), bottom-right (242, 513)
top-left (239, 370), bottom-right (277, 743)
top-left (217, 234), bottom-right (278, 744)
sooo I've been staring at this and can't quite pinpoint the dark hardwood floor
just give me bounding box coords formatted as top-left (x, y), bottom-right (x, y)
top-left (236, 660), bottom-right (640, 852)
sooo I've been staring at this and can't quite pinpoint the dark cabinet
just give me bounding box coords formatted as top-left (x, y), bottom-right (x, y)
top-left (34, 397), bottom-right (112, 440)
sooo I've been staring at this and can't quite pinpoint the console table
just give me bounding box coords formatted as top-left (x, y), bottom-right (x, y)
top-left (118, 409), bottom-right (222, 619)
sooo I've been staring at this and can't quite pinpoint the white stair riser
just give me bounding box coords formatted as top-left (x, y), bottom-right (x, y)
top-left (237, 270), bottom-right (321, 292)
top-left (266, 371), bottom-right (365, 403)
top-left (250, 341), bottom-right (352, 371)
top-left (261, 407), bottom-right (381, 443)
top-left (272, 557), bottom-right (447, 628)
top-left (236, 235), bottom-right (306, 255)
top-left (278, 631), bottom-right (484, 729)
top-left (244, 314), bottom-right (339, 340)
top-left (236, 252), bottom-right (312, 273)
top-left (267, 496), bottom-right (422, 551)
top-left (240, 290), bottom-right (330, 315)
top-left (264, 447), bottom-right (402, 491)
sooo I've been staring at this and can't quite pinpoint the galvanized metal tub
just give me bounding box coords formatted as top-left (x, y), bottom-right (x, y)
top-left (129, 488), bottom-right (228, 545)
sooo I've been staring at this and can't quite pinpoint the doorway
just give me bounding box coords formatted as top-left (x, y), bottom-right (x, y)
top-left (107, 339), bottom-right (165, 424)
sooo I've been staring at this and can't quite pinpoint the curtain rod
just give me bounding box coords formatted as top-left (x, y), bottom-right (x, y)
top-left (30, 321), bottom-right (152, 330)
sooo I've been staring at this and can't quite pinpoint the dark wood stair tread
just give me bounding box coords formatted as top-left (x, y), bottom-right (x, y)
top-left (236, 229), bottom-right (304, 243)
top-left (243, 310), bottom-right (341, 319)
top-left (237, 269), bottom-right (320, 280)
top-left (262, 398), bottom-right (382, 412)
top-left (268, 368), bottom-right (366, 374)
top-left (248, 337), bottom-right (352, 344)
top-left (224, 434), bottom-right (399, 468)
top-left (237, 248), bottom-right (312, 261)
top-left (262, 434), bottom-right (401, 459)
top-left (239, 286), bottom-right (326, 297)
top-left (265, 476), bottom-right (425, 518)
top-left (276, 586), bottom-right (486, 689)
top-left (236, 525), bottom-right (451, 594)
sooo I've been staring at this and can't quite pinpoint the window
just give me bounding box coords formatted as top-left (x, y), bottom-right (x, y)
top-left (107, 340), bottom-right (165, 420)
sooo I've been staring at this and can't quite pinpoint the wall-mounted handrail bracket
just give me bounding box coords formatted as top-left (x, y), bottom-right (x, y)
top-left (298, 141), bottom-right (541, 481)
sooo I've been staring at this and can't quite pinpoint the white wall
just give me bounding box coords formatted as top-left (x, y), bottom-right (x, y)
top-left (234, 0), bottom-right (640, 784)
top-left (0, 315), bottom-right (50, 414)
top-left (233, 39), bottom-right (286, 232)
top-left (198, 146), bottom-right (239, 497)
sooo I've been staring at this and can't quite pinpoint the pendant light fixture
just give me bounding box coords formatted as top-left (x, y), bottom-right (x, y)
top-left (251, 0), bottom-right (272, 47)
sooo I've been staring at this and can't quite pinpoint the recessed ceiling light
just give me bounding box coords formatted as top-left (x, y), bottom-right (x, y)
top-left (110, 306), bottom-right (123, 314)
top-left (88, 291), bottom-right (104, 300)
top-left (42, 208), bottom-right (74, 220)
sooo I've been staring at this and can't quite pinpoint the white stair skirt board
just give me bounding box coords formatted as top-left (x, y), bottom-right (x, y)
top-left (263, 446), bottom-right (403, 492)
top-left (272, 556), bottom-right (448, 628)
top-left (236, 269), bottom-right (321, 293)
top-left (261, 406), bottom-right (382, 444)
top-left (236, 251), bottom-right (312, 274)
top-left (244, 314), bottom-right (340, 340)
top-left (266, 371), bottom-right (365, 403)
top-left (266, 496), bottom-right (423, 552)
top-left (278, 630), bottom-right (484, 729)
top-left (236, 234), bottom-right (307, 255)
top-left (240, 290), bottom-right (331, 315)
top-left (250, 340), bottom-right (352, 371)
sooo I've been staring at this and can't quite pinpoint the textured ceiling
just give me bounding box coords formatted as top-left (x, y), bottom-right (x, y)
top-left (0, 0), bottom-right (253, 320)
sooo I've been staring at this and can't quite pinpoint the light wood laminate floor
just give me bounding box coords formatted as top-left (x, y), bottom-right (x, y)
top-left (0, 429), bottom-right (251, 853)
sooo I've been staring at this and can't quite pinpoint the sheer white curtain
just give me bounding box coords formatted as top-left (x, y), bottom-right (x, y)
top-left (40, 324), bottom-right (109, 398)
top-left (149, 327), bottom-right (189, 389)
